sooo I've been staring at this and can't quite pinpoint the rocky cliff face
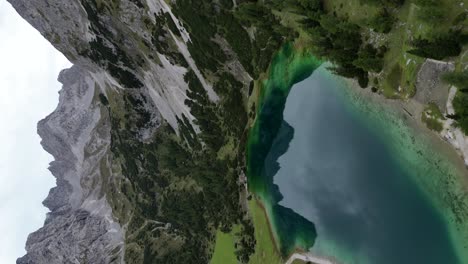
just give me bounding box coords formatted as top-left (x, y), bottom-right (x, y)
top-left (8, 0), bottom-right (210, 130)
top-left (10, 0), bottom-right (468, 263)
top-left (17, 66), bottom-right (125, 264)
top-left (9, 0), bottom-right (253, 263)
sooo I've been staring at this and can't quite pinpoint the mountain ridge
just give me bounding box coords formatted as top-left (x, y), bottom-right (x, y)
top-left (8, 0), bottom-right (468, 263)
top-left (9, 0), bottom-right (254, 263)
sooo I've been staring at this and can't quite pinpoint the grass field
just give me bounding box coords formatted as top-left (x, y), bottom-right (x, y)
top-left (210, 200), bottom-right (283, 264)
top-left (421, 102), bottom-right (445, 132)
top-left (248, 200), bottom-right (283, 264)
top-left (291, 259), bottom-right (308, 264)
top-left (211, 225), bottom-right (241, 264)
top-left (327, 0), bottom-right (423, 98)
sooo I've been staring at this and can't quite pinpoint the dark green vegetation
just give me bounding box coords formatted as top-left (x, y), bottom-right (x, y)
top-left (172, 0), bottom-right (297, 78)
top-left (444, 70), bottom-right (468, 91)
top-left (263, 0), bottom-right (468, 98)
top-left (150, 13), bottom-right (189, 67)
top-left (421, 102), bottom-right (445, 132)
top-left (408, 31), bottom-right (465, 60)
top-left (366, 8), bottom-right (395, 33)
top-left (104, 81), bottom-right (254, 263)
top-left (80, 0), bottom-right (144, 88)
top-left (359, 0), bottom-right (405, 6)
top-left (172, 0), bottom-right (228, 73)
top-left (80, 0), bottom-right (197, 88)
top-left (78, 0), bottom-right (468, 263)
top-left (444, 70), bottom-right (468, 134)
top-left (413, 0), bottom-right (454, 24)
top-left (240, 0), bottom-right (468, 260)
top-left (226, 0), bottom-right (383, 90)
top-left (281, 0), bottom-right (465, 88)
top-left (83, 1), bottom-right (273, 263)
top-left (233, 2), bottom-right (297, 77)
top-left (234, 0), bottom-right (372, 87)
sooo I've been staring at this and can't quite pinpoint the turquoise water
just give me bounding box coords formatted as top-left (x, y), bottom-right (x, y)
top-left (247, 44), bottom-right (322, 255)
top-left (266, 66), bottom-right (464, 263)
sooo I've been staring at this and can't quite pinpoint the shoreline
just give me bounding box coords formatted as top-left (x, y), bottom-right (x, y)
top-left (253, 198), bottom-right (283, 258)
top-left (274, 66), bottom-right (468, 263)
top-left (442, 86), bottom-right (468, 172)
top-left (246, 44), bottom-right (322, 264)
top-left (340, 74), bottom-right (468, 179)
top-left (341, 75), bottom-right (468, 262)
top-left (247, 52), bottom-right (468, 263)
top-left (252, 197), bottom-right (338, 264)
top-left (285, 252), bottom-right (337, 264)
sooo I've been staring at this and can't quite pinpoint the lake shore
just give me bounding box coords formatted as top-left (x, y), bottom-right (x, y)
top-left (247, 44), bottom-right (468, 263)
top-left (341, 75), bottom-right (468, 262)
top-left (343, 76), bottom-right (468, 182)
top-left (250, 197), bottom-right (338, 264)
top-left (285, 252), bottom-right (337, 264)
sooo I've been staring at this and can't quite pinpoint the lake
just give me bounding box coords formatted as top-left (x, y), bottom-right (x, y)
top-left (268, 66), bottom-right (463, 264)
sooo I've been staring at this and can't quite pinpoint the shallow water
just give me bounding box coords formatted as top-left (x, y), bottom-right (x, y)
top-left (271, 67), bottom-right (462, 264)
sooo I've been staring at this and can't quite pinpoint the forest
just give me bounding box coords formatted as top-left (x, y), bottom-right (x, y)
top-left (103, 0), bottom-right (467, 263)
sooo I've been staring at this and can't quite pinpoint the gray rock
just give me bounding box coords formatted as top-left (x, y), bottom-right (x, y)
top-left (7, 0), bottom-right (251, 262)
top-left (415, 58), bottom-right (455, 110)
top-left (16, 65), bottom-right (124, 264)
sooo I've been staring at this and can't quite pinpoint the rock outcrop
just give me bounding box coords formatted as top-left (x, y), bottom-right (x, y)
top-left (17, 66), bottom-right (124, 264)
top-left (8, 0), bottom-right (252, 263)
top-left (8, 0), bottom-right (209, 130)
top-left (415, 58), bottom-right (455, 110)
top-left (7, 0), bottom-right (174, 260)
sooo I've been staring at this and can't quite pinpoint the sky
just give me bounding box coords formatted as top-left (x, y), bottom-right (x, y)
top-left (0, 1), bottom-right (71, 263)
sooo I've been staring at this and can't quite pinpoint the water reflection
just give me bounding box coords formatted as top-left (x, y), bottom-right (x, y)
top-left (271, 68), bottom-right (460, 264)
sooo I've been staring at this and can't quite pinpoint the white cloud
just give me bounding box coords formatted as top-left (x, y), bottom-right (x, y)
top-left (0, 2), bottom-right (71, 263)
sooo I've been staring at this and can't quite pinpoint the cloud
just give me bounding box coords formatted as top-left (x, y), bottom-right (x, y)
top-left (0, 2), bottom-right (71, 262)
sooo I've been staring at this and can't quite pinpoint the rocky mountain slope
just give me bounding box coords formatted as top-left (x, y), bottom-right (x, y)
top-left (10, 0), bottom-right (255, 263)
top-left (9, 0), bottom-right (468, 263)
top-left (17, 65), bottom-right (125, 264)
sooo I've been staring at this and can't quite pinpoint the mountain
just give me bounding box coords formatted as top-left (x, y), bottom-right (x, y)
top-left (8, 0), bottom-right (468, 263)
top-left (10, 0), bottom-right (254, 263)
